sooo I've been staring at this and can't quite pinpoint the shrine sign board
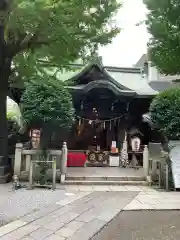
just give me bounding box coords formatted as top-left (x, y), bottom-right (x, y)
top-left (169, 141), bottom-right (180, 189)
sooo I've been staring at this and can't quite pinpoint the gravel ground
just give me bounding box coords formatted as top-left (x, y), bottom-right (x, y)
top-left (0, 184), bottom-right (78, 227)
top-left (93, 211), bottom-right (180, 240)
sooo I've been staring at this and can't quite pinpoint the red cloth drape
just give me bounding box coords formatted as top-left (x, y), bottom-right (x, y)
top-left (67, 152), bottom-right (87, 167)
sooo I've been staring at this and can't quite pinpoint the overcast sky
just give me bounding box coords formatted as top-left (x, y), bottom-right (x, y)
top-left (99, 0), bottom-right (149, 67)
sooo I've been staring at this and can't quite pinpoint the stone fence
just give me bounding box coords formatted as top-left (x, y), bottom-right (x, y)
top-left (14, 142), bottom-right (68, 183)
top-left (13, 141), bottom-right (168, 187)
top-left (144, 143), bottom-right (169, 189)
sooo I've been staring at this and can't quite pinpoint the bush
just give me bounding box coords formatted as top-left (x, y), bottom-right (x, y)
top-left (21, 76), bottom-right (74, 148)
top-left (150, 88), bottom-right (180, 140)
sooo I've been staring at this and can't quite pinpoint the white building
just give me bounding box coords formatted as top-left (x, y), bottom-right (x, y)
top-left (134, 54), bottom-right (180, 92)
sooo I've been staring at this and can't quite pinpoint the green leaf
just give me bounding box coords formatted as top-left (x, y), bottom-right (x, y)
top-left (150, 88), bottom-right (180, 139)
top-left (2, 0), bottom-right (121, 84)
top-left (21, 75), bottom-right (75, 130)
top-left (144, 0), bottom-right (180, 74)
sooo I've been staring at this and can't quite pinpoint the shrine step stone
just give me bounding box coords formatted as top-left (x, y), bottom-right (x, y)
top-left (66, 176), bottom-right (146, 181)
top-left (64, 180), bottom-right (148, 186)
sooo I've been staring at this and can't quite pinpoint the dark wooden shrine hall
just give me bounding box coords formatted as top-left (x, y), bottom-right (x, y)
top-left (64, 58), bottom-right (157, 151)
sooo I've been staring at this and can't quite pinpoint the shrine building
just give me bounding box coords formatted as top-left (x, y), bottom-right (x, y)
top-left (10, 57), bottom-right (173, 167)
top-left (51, 58), bottom-right (163, 166)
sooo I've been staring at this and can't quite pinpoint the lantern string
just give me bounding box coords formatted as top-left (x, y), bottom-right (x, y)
top-left (76, 114), bottom-right (126, 123)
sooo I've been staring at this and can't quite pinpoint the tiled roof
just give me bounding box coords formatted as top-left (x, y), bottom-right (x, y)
top-left (45, 58), bottom-right (158, 96)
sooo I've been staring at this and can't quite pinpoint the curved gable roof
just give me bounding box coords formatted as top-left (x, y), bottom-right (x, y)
top-left (62, 58), bottom-right (132, 91)
top-left (46, 57), bottom-right (158, 96)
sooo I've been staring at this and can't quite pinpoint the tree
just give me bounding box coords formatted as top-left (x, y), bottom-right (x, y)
top-left (21, 76), bottom-right (74, 186)
top-left (21, 76), bottom-right (74, 149)
top-left (0, 0), bottom-right (121, 177)
top-left (144, 0), bottom-right (180, 74)
top-left (150, 88), bottom-right (180, 140)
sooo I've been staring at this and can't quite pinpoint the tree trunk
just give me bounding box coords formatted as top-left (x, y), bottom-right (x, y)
top-left (0, 11), bottom-right (13, 182)
top-left (40, 127), bottom-right (51, 151)
top-left (0, 69), bottom-right (10, 182)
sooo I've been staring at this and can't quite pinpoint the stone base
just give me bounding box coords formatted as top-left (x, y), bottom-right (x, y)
top-left (60, 173), bottom-right (66, 183)
top-left (0, 166), bottom-right (11, 183)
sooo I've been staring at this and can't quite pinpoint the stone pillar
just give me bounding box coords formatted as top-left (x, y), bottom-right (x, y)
top-left (165, 163), bottom-right (169, 191)
top-left (60, 142), bottom-right (67, 183)
top-left (25, 155), bottom-right (31, 172)
top-left (14, 143), bottom-right (23, 176)
top-left (28, 160), bottom-right (33, 190)
top-left (52, 158), bottom-right (56, 190)
top-left (143, 145), bottom-right (149, 176)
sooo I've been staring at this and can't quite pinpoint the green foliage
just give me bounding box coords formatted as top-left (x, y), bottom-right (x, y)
top-left (21, 75), bottom-right (74, 130)
top-left (3, 0), bottom-right (121, 82)
top-left (7, 120), bottom-right (19, 138)
top-left (7, 111), bottom-right (20, 137)
top-left (150, 88), bottom-right (180, 140)
top-left (144, 0), bottom-right (180, 74)
top-left (34, 149), bottom-right (50, 185)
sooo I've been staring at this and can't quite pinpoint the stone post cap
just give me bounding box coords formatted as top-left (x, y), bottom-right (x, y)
top-left (16, 143), bottom-right (23, 148)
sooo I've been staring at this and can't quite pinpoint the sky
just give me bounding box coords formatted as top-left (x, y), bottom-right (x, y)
top-left (99, 0), bottom-right (149, 67)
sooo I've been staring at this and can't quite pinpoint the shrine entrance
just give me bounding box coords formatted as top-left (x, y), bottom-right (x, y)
top-left (75, 88), bottom-right (128, 147)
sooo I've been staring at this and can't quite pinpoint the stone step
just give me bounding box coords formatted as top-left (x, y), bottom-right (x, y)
top-left (64, 180), bottom-right (148, 186)
top-left (65, 176), bottom-right (146, 181)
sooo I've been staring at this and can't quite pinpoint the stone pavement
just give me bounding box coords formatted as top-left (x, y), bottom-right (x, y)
top-left (93, 211), bottom-right (180, 240)
top-left (0, 184), bottom-right (180, 239)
